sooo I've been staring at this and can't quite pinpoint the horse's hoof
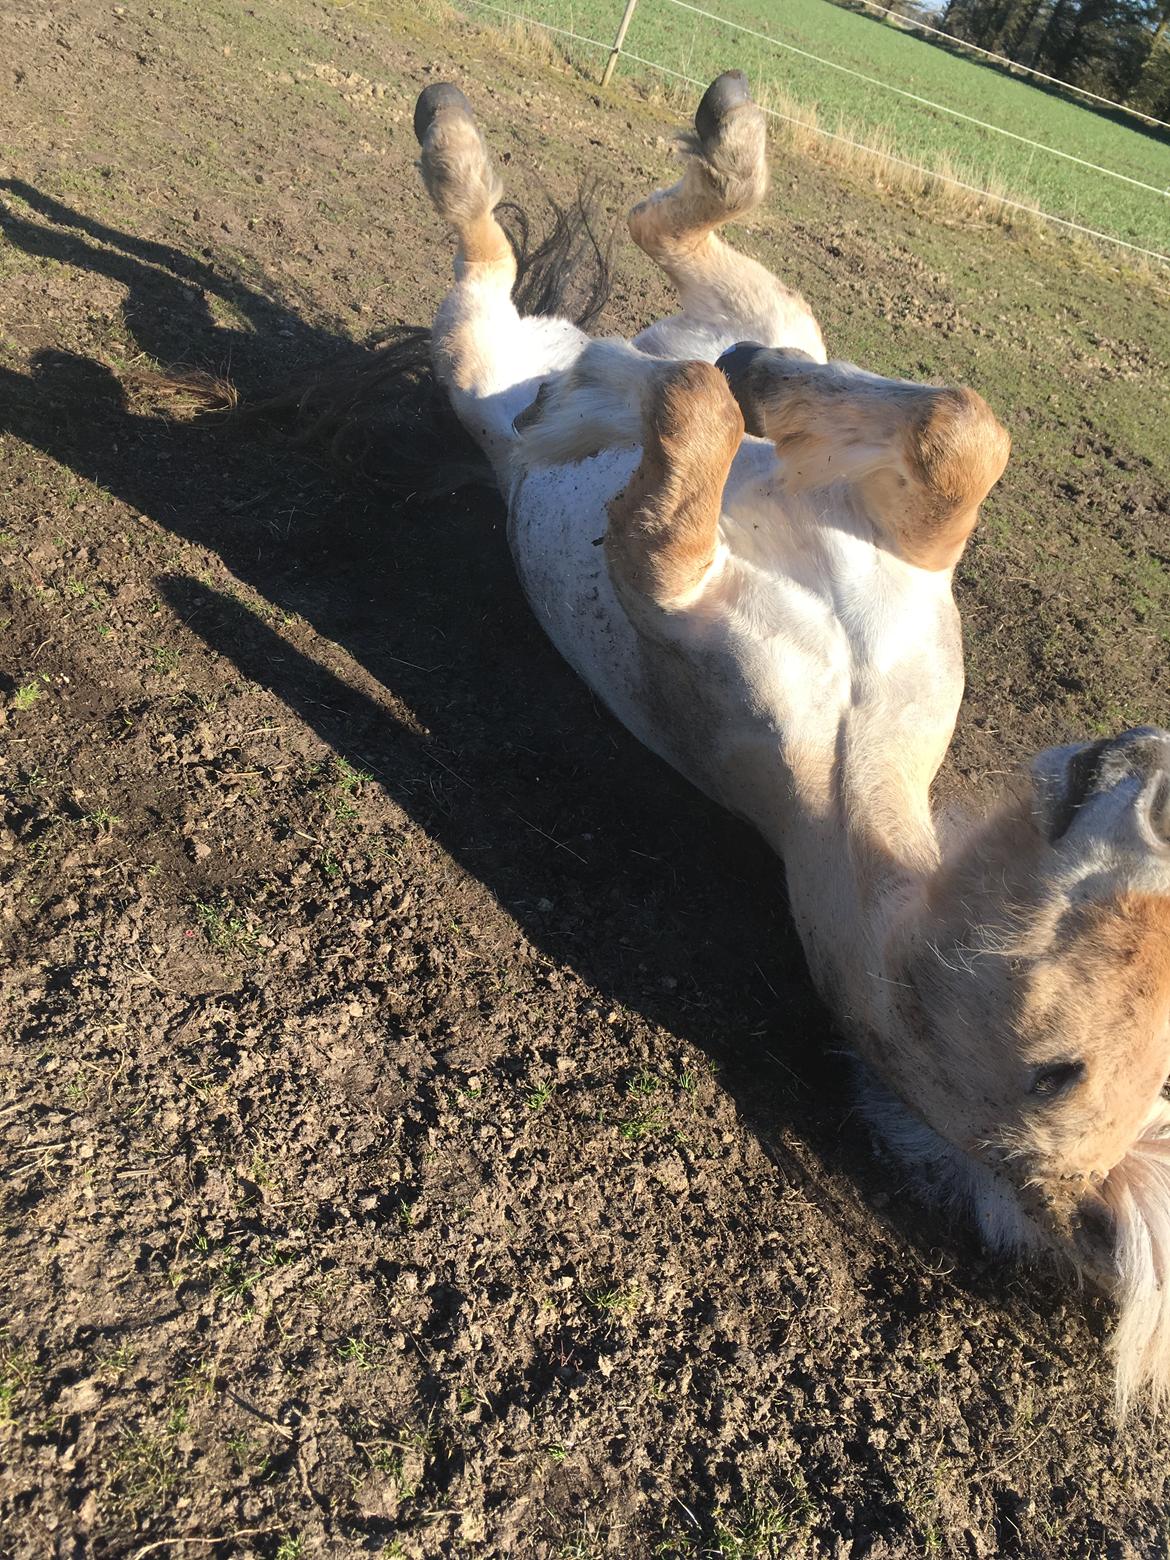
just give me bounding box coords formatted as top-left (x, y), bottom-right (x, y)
top-left (413, 82), bottom-right (475, 144)
top-left (716, 340), bottom-right (768, 436)
top-left (694, 70), bottom-right (752, 145)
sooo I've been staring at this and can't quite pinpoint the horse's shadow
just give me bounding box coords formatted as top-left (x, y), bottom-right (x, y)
top-left (0, 179), bottom-right (1058, 1324)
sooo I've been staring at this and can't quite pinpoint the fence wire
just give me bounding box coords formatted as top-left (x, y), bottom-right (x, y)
top-left (464, 0), bottom-right (1170, 266)
top-left (665, 0), bottom-right (1169, 199)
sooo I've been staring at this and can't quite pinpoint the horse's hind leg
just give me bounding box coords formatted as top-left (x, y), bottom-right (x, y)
top-left (416, 84), bottom-right (586, 475)
top-left (629, 72), bottom-right (826, 366)
top-left (416, 84), bottom-right (517, 400)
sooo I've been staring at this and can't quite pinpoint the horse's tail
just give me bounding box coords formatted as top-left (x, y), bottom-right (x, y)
top-left (128, 185), bottom-right (614, 499)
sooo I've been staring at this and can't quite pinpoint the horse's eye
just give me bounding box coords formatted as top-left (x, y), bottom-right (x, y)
top-left (1030, 1060), bottom-right (1086, 1099)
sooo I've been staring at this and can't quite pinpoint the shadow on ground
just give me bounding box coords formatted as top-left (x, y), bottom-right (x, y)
top-left (0, 177), bottom-right (1048, 1319)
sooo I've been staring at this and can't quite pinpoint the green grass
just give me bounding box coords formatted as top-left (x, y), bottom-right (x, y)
top-left (336, 1336), bottom-right (378, 1368)
top-left (0, 1339), bottom-right (38, 1424)
top-left (12, 682), bottom-right (42, 711)
top-left (110, 1427), bottom-right (185, 1513)
top-left (586, 1282), bottom-right (641, 1315)
top-left (193, 898), bottom-right (261, 955)
top-left (477, 0), bottom-right (1170, 255)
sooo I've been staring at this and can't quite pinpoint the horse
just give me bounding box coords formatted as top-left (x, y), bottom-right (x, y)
top-left (410, 69), bottom-right (1170, 1410)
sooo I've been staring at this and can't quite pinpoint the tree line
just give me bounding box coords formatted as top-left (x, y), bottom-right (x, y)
top-left (888, 0), bottom-right (1170, 120)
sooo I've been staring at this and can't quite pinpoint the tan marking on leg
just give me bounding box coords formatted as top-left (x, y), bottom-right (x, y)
top-left (628, 106), bottom-right (768, 262)
top-left (628, 100), bottom-right (824, 361)
top-left (605, 361), bottom-right (744, 607)
top-left (459, 210), bottom-right (513, 269)
top-left (890, 387), bottom-right (1012, 569)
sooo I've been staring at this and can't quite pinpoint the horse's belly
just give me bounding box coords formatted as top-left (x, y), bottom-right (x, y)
top-left (506, 452), bottom-right (849, 813)
top-left (507, 450), bottom-right (679, 762)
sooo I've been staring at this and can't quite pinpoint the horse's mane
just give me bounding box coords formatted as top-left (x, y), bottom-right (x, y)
top-left (130, 184), bottom-right (614, 497)
top-left (1103, 1101), bottom-right (1170, 1413)
top-left (863, 1065), bottom-right (1170, 1413)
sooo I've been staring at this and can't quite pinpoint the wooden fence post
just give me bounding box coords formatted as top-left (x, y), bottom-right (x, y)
top-left (601, 0), bottom-right (640, 87)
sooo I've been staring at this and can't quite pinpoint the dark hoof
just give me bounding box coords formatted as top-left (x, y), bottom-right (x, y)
top-left (694, 70), bottom-right (752, 144)
top-left (413, 82), bottom-right (475, 144)
top-left (716, 340), bottom-right (767, 435)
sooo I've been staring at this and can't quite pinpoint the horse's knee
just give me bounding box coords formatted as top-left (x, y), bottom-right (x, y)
top-left (606, 360), bottom-right (744, 608)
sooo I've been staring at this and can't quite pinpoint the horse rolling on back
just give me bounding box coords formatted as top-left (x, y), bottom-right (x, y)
top-left (411, 72), bottom-right (1170, 1410)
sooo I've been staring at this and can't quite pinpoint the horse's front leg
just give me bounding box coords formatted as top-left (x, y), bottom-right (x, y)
top-left (603, 359), bottom-right (745, 612)
top-left (516, 338), bottom-right (742, 609)
top-left (722, 346), bottom-right (1011, 571)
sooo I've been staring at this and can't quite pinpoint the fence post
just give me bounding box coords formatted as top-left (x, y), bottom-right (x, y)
top-left (601, 0), bottom-right (640, 87)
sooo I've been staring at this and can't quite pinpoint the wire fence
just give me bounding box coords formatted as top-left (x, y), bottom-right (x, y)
top-left (465, 0), bottom-right (1170, 266)
top-left (665, 0), bottom-right (1169, 199)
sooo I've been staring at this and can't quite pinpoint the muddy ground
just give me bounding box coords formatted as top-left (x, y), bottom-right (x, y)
top-left (3, 1), bottom-right (1170, 1556)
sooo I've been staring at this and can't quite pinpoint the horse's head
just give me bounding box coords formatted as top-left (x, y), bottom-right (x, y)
top-left (880, 727), bottom-right (1170, 1405)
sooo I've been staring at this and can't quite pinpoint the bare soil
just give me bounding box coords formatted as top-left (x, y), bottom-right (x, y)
top-left (3, 2), bottom-right (1170, 1557)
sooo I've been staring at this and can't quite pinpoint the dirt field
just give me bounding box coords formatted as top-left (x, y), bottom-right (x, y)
top-left (3, 2), bottom-right (1170, 1556)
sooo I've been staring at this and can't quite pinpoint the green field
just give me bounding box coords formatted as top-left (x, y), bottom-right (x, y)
top-left (471, 0), bottom-right (1170, 256)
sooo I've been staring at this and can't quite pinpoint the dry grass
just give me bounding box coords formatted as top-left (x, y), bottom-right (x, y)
top-left (123, 364), bottom-right (240, 420)
top-left (748, 79), bottom-right (1037, 234)
top-left (490, 12), bottom-right (583, 77)
top-left (412, 1), bottom-right (1166, 271)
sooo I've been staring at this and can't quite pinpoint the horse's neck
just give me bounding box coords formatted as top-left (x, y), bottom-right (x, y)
top-left (772, 728), bottom-right (943, 1034)
top-left (717, 465), bottom-right (958, 1034)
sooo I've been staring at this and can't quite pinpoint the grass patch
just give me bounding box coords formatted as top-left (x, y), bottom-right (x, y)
top-left (336, 1336), bottom-right (378, 1368)
top-left (12, 682), bottom-right (42, 711)
top-left (328, 755), bottom-right (374, 822)
top-left (192, 897), bottom-right (261, 956)
top-left (586, 1282), bottom-right (640, 1316)
top-left (110, 1428), bottom-right (184, 1513)
top-left (0, 1338), bottom-right (38, 1424)
top-left (526, 1081), bottom-right (553, 1111)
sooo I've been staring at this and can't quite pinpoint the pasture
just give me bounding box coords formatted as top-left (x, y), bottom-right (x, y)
top-left (1, 0), bottom-right (1170, 1555)
top-left (491, 0), bottom-right (1170, 254)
